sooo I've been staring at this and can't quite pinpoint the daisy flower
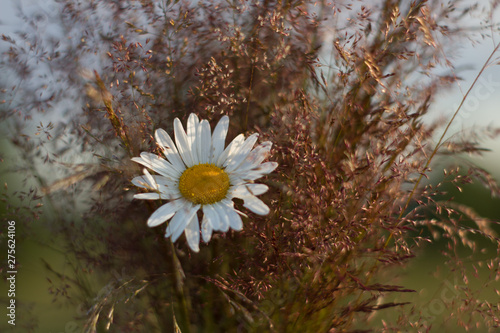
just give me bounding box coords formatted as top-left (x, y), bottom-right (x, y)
top-left (131, 113), bottom-right (278, 252)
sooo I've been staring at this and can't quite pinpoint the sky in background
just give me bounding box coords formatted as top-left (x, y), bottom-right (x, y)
top-left (1, 0), bottom-right (500, 177)
top-left (430, 30), bottom-right (500, 178)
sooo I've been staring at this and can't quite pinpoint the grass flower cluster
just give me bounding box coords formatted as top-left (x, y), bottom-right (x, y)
top-left (1, 0), bottom-right (500, 332)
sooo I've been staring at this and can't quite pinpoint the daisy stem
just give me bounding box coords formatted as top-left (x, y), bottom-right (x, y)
top-left (169, 241), bottom-right (193, 333)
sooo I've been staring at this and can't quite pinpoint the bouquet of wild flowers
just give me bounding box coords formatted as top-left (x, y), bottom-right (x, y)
top-left (2, 0), bottom-right (500, 332)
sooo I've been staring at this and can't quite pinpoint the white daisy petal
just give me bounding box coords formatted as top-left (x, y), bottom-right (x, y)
top-left (222, 200), bottom-right (243, 231)
top-left (131, 169), bottom-right (181, 200)
top-left (143, 168), bottom-right (156, 187)
top-left (227, 174), bottom-right (246, 187)
top-left (132, 174), bottom-right (172, 189)
top-left (225, 133), bottom-right (259, 173)
top-left (242, 195), bottom-right (270, 215)
top-left (228, 185), bottom-right (248, 198)
top-left (131, 169), bottom-right (156, 189)
top-left (166, 203), bottom-right (200, 242)
top-left (246, 183), bottom-right (269, 195)
top-left (259, 161), bottom-right (279, 173)
top-left (165, 211), bottom-right (184, 240)
top-left (203, 204), bottom-right (220, 231)
top-left (211, 115), bottom-right (229, 163)
top-left (155, 128), bottom-right (186, 172)
top-left (237, 141), bottom-right (273, 172)
top-left (234, 207), bottom-right (248, 218)
top-left (134, 192), bottom-right (161, 200)
top-left (185, 214), bottom-right (200, 252)
top-left (198, 120), bottom-right (211, 164)
top-left (147, 199), bottom-right (186, 227)
top-left (174, 118), bottom-right (195, 167)
top-left (228, 211), bottom-right (242, 231)
top-left (201, 215), bottom-right (213, 243)
top-left (230, 184), bottom-right (269, 198)
top-left (164, 212), bottom-right (180, 238)
top-left (187, 113), bottom-right (200, 164)
top-left (160, 187), bottom-right (183, 200)
top-left (172, 204), bottom-right (200, 243)
top-left (234, 161), bottom-right (278, 181)
top-left (213, 202), bottom-right (230, 232)
top-left (132, 152), bottom-right (179, 179)
top-left (217, 133), bottom-right (245, 166)
top-left (131, 175), bottom-right (151, 189)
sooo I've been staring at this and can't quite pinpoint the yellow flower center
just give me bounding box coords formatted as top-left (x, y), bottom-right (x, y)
top-left (178, 163), bottom-right (230, 205)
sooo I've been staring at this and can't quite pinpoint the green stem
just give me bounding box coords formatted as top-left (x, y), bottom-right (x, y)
top-left (169, 241), bottom-right (193, 333)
